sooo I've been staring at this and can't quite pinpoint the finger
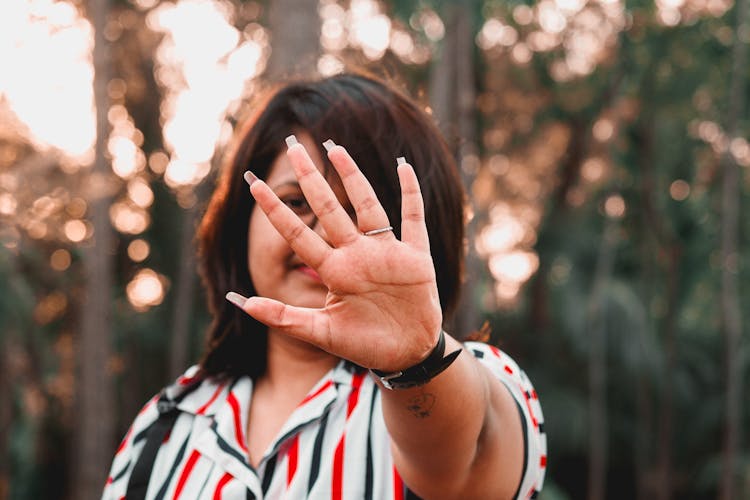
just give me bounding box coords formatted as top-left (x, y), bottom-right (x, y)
top-left (242, 295), bottom-right (334, 350)
top-left (397, 161), bottom-right (430, 252)
top-left (323, 141), bottom-right (392, 235)
top-left (248, 175), bottom-right (332, 269)
top-left (286, 136), bottom-right (359, 245)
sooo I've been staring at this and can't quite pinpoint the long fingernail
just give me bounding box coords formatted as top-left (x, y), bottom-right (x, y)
top-left (397, 156), bottom-right (406, 166)
top-left (285, 134), bottom-right (298, 149)
top-left (322, 139), bottom-right (336, 152)
top-left (225, 291), bottom-right (249, 308)
top-left (244, 171), bottom-right (258, 187)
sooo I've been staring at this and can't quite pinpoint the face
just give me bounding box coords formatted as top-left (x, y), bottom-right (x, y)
top-left (247, 132), bottom-right (350, 310)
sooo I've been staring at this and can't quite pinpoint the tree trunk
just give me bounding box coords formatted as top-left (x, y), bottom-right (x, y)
top-left (74, 0), bottom-right (115, 497)
top-left (169, 203), bottom-right (199, 378)
top-left (429, 2), bottom-right (481, 335)
top-left (587, 217), bottom-right (618, 500)
top-left (719, 0), bottom-right (748, 494)
top-left (265, 0), bottom-right (320, 80)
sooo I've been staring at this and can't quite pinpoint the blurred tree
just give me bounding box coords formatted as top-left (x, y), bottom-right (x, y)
top-left (73, 0), bottom-right (116, 498)
top-left (719, 0), bottom-right (748, 495)
top-left (265, 0), bottom-right (321, 79)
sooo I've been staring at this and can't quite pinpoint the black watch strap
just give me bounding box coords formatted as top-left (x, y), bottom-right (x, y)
top-left (371, 330), bottom-right (462, 390)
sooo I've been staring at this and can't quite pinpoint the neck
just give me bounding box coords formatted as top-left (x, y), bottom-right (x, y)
top-left (260, 328), bottom-right (339, 395)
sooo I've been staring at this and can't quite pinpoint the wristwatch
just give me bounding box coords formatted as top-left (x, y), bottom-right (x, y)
top-left (370, 330), bottom-right (462, 390)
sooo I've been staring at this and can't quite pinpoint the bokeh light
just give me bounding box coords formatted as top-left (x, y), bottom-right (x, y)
top-left (126, 268), bottom-right (167, 311)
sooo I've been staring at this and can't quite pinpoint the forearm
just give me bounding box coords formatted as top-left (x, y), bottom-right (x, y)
top-left (377, 334), bottom-right (525, 498)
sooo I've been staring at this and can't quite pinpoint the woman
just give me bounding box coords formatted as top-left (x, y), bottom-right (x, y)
top-left (103, 73), bottom-right (546, 499)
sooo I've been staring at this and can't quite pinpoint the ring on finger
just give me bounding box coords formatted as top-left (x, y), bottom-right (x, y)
top-left (363, 226), bottom-right (393, 236)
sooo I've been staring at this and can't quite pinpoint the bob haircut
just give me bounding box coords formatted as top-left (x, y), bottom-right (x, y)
top-left (197, 72), bottom-right (465, 380)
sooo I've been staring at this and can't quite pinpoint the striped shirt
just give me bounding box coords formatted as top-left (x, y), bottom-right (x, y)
top-left (102, 342), bottom-right (546, 499)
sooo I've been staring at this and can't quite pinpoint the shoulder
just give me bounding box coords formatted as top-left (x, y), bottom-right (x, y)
top-left (463, 341), bottom-right (547, 498)
top-left (102, 366), bottom-right (232, 499)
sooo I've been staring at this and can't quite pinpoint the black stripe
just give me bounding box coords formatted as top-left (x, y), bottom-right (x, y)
top-left (172, 377), bottom-right (205, 403)
top-left (307, 412), bottom-right (329, 493)
top-left (364, 387), bottom-right (378, 500)
top-left (268, 398), bottom-right (337, 457)
top-left (126, 410), bottom-right (180, 500)
top-left (472, 349), bottom-right (484, 358)
top-left (246, 489), bottom-right (256, 500)
top-left (132, 426), bottom-right (150, 445)
top-left (112, 460), bottom-right (131, 483)
top-left (216, 432), bottom-right (254, 471)
top-left (194, 463), bottom-right (215, 498)
top-left (261, 453), bottom-right (277, 494)
top-left (153, 435), bottom-right (190, 500)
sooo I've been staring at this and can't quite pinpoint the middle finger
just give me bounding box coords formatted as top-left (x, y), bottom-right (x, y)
top-left (285, 135), bottom-right (360, 246)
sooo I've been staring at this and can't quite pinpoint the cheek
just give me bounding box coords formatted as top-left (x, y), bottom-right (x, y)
top-left (247, 207), bottom-right (288, 273)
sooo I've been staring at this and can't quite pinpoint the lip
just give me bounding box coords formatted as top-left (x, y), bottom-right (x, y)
top-left (295, 265), bottom-right (322, 282)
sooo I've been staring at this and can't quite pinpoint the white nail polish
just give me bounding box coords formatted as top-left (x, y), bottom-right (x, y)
top-left (243, 171), bottom-right (258, 186)
top-left (397, 157), bottom-right (406, 166)
top-left (322, 139), bottom-right (336, 152)
top-left (225, 291), bottom-right (248, 308)
top-left (285, 134), bottom-right (298, 148)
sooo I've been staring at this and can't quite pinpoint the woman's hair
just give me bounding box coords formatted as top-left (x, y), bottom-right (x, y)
top-left (197, 72), bottom-right (466, 379)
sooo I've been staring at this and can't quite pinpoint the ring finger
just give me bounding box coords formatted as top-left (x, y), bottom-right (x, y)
top-left (323, 141), bottom-right (392, 236)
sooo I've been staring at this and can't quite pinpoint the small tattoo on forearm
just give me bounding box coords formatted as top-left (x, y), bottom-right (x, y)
top-left (406, 392), bottom-right (435, 418)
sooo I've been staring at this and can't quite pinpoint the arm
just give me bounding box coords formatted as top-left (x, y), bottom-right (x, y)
top-left (232, 137), bottom-right (545, 498)
top-left (378, 335), bottom-right (525, 498)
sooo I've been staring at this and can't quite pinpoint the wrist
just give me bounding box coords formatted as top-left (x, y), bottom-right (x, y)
top-left (370, 330), bottom-right (462, 390)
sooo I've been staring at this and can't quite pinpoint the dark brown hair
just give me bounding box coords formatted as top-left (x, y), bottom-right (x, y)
top-left (197, 73), bottom-right (465, 379)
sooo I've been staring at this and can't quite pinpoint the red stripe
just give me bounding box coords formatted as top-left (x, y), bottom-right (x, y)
top-left (172, 450), bottom-right (201, 500)
top-left (287, 435), bottom-right (299, 487)
top-left (504, 365), bottom-right (514, 375)
top-left (139, 396), bottom-right (158, 415)
top-left (332, 373), bottom-right (366, 498)
top-left (115, 426), bottom-right (133, 455)
top-left (332, 436), bottom-right (345, 500)
top-left (212, 472), bottom-right (233, 500)
top-left (299, 379), bottom-right (333, 406)
top-left (393, 467), bottom-right (404, 500)
top-left (178, 373), bottom-right (199, 386)
top-left (346, 372), bottom-right (366, 417)
top-left (489, 345), bottom-right (502, 358)
top-left (196, 383), bottom-right (225, 415)
top-left (227, 392), bottom-right (248, 453)
top-left (540, 455), bottom-right (547, 467)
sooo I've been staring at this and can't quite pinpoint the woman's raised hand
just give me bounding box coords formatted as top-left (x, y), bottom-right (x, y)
top-left (228, 136), bottom-right (443, 372)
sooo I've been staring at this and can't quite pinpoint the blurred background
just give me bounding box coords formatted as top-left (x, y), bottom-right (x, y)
top-left (0, 0), bottom-right (748, 498)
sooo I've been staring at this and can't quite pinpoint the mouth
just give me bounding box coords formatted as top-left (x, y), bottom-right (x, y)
top-left (294, 264), bottom-right (322, 283)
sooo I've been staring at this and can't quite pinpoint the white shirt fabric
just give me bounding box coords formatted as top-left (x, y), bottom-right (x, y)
top-left (102, 341), bottom-right (546, 499)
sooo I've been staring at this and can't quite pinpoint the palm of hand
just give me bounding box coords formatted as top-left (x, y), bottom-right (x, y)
top-left (319, 238), bottom-right (442, 371)
top-left (236, 138), bottom-right (443, 372)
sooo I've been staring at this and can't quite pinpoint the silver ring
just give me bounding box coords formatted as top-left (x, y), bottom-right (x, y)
top-left (363, 226), bottom-right (393, 236)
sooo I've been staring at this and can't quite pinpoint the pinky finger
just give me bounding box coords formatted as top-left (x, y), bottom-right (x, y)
top-left (397, 161), bottom-right (430, 252)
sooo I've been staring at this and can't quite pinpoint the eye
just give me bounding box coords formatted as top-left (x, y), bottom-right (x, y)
top-left (281, 194), bottom-right (312, 216)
